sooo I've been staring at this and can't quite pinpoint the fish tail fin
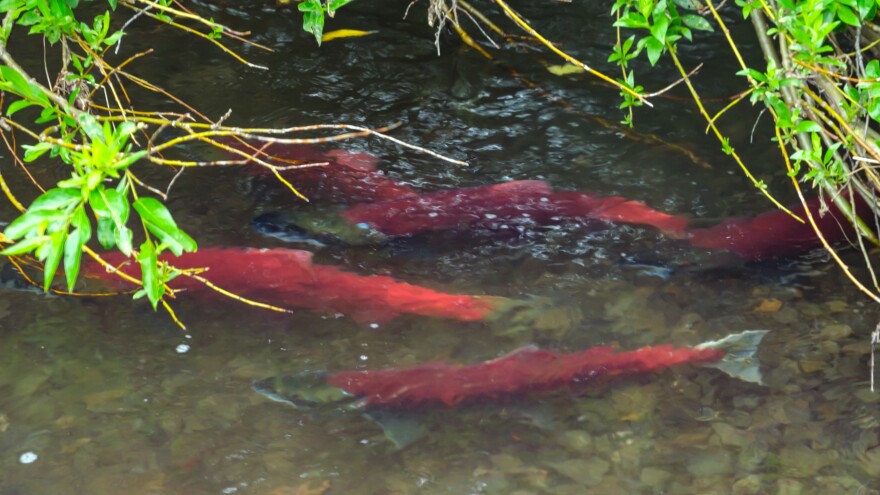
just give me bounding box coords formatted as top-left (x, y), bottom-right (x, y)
top-left (694, 330), bottom-right (769, 385)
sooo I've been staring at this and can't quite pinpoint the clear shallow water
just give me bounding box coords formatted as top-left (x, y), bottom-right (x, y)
top-left (1, 2), bottom-right (879, 494)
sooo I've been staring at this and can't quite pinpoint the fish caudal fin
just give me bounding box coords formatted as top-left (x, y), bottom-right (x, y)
top-left (694, 330), bottom-right (769, 385)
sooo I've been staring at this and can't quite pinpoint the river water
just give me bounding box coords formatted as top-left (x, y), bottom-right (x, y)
top-left (1, 2), bottom-right (879, 494)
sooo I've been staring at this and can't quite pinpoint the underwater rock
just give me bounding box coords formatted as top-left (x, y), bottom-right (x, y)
top-left (686, 450), bottom-right (732, 478)
top-left (776, 478), bottom-right (804, 495)
top-left (546, 457), bottom-right (610, 487)
top-left (556, 430), bottom-right (593, 453)
top-left (639, 467), bottom-right (671, 486)
top-left (731, 474), bottom-right (766, 495)
top-left (824, 300), bottom-right (849, 313)
top-left (779, 445), bottom-right (837, 477)
top-left (819, 323), bottom-right (853, 340)
top-left (711, 422), bottom-right (751, 447)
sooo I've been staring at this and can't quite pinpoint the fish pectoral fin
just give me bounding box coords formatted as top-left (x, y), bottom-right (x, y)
top-left (362, 410), bottom-right (427, 450)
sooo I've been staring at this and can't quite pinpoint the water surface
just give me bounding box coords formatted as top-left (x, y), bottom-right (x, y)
top-left (1, 2), bottom-right (878, 494)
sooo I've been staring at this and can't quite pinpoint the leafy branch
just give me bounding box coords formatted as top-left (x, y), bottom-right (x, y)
top-left (0, 0), bottom-right (458, 328)
top-left (607, 0), bottom-right (880, 303)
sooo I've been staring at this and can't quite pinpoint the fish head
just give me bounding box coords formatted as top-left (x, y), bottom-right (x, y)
top-left (252, 210), bottom-right (387, 247)
top-left (253, 372), bottom-right (355, 410)
top-left (254, 373), bottom-right (428, 449)
top-left (251, 212), bottom-right (329, 247)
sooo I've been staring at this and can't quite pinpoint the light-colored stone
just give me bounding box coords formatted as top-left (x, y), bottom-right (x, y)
top-left (547, 457), bottom-right (610, 487)
top-left (732, 475), bottom-right (766, 495)
top-left (776, 478), bottom-right (803, 495)
top-left (819, 323), bottom-right (852, 340)
top-left (687, 450), bottom-right (732, 478)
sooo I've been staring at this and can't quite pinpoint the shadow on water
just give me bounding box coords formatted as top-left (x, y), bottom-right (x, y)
top-left (1, 1), bottom-right (880, 494)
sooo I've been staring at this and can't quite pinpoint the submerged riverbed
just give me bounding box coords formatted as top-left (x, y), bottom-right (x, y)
top-left (1, 2), bottom-right (879, 494)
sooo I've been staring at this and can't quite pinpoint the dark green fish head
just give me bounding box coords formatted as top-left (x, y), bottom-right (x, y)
top-left (253, 373), bottom-right (427, 449)
top-left (253, 372), bottom-right (355, 410)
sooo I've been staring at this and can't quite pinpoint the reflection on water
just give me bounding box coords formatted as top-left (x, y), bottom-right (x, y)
top-left (1, 1), bottom-right (879, 494)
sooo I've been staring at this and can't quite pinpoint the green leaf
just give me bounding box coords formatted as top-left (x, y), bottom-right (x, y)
top-left (71, 204), bottom-right (92, 241)
top-left (42, 230), bottom-right (65, 291)
top-left (614, 12), bottom-right (650, 29)
top-left (137, 240), bottom-right (162, 310)
top-left (0, 65), bottom-right (33, 97)
top-left (4, 209), bottom-right (64, 239)
top-left (327, 0), bottom-right (354, 12)
top-left (0, 0), bottom-right (22, 12)
top-left (63, 228), bottom-right (83, 292)
top-left (111, 149), bottom-right (147, 171)
top-left (90, 187), bottom-right (131, 254)
top-left (115, 226), bottom-right (133, 256)
top-left (650, 14), bottom-right (669, 43)
top-left (133, 197), bottom-right (197, 256)
top-left (836, 5), bottom-right (860, 26)
top-left (77, 113), bottom-right (105, 144)
top-left (297, 0), bottom-right (323, 12)
top-left (29, 187), bottom-right (81, 212)
top-left (22, 142), bottom-right (53, 162)
top-left (6, 98), bottom-right (35, 116)
top-left (96, 216), bottom-right (115, 249)
top-left (682, 14), bottom-right (713, 32)
top-left (0, 235), bottom-right (48, 256)
top-left (302, 9), bottom-right (324, 46)
top-left (794, 120), bottom-right (822, 133)
top-left (865, 59), bottom-right (879, 80)
top-left (645, 37), bottom-right (664, 66)
top-left (673, 0), bottom-right (702, 9)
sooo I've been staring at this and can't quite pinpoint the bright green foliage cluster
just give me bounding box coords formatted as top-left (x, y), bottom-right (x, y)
top-left (0, 0), bottom-right (363, 317)
top-left (607, 0), bottom-right (880, 253)
top-left (609, 0), bottom-right (880, 218)
top-left (0, 0), bottom-right (195, 310)
top-left (298, 0), bottom-right (356, 45)
top-left (610, 0), bottom-right (714, 126)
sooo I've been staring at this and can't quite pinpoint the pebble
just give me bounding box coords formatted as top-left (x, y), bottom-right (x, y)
top-left (686, 450), bottom-right (732, 478)
top-left (732, 395), bottom-right (760, 410)
top-left (639, 467), bottom-right (671, 486)
top-left (795, 302), bottom-right (824, 318)
top-left (854, 388), bottom-right (880, 404)
top-left (557, 430), bottom-right (592, 453)
top-left (770, 307), bottom-right (800, 324)
top-left (489, 453), bottom-right (523, 472)
top-left (547, 457), bottom-right (610, 487)
top-left (737, 441), bottom-right (769, 472)
top-left (819, 323), bottom-right (853, 340)
top-left (731, 475), bottom-right (765, 495)
top-left (84, 389), bottom-right (128, 413)
top-left (711, 422), bottom-right (750, 447)
top-left (825, 300), bottom-right (849, 312)
top-left (779, 445), bottom-right (837, 477)
top-left (776, 478), bottom-right (804, 495)
top-left (19, 451), bottom-right (38, 464)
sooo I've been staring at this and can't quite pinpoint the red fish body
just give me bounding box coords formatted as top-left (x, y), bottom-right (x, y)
top-left (234, 142), bottom-right (873, 259)
top-left (255, 330), bottom-right (767, 411)
top-left (264, 180), bottom-right (690, 244)
top-left (87, 247), bottom-right (509, 323)
top-left (687, 196), bottom-right (869, 260)
top-left (342, 182), bottom-right (690, 237)
top-left (327, 344), bottom-right (725, 408)
top-left (231, 141), bottom-right (418, 203)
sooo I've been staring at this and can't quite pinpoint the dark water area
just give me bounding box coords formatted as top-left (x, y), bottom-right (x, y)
top-left (1, 2), bottom-right (879, 494)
